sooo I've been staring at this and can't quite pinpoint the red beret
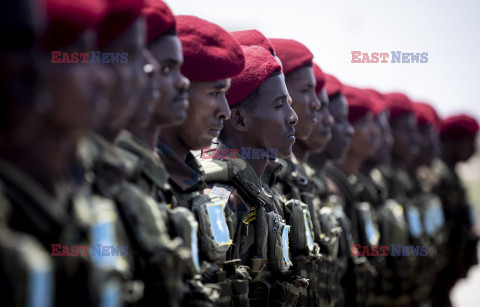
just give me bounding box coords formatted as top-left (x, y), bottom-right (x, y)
top-left (325, 74), bottom-right (343, 98)
top-left (42, 0), bottom-right (107, 50)
top-left (364, 89), bottom-right (388, 116)
top-left (230, 29), bottom-right (275, 56)
top-left (440, 114), bottom-right (479, 139)
top-left (413, 102), bottom-right (439, 130)
top-left (313, 63), bottom-right (326, 95)
top-left (176, 15), bottom-right (245, 82)
top-left (269, 38), bottom-right (313, 75)
top-left (143, 0), bottom-right (175, 44)
top-left (343, 86), bottom-right (374, 123)
top-left (384, 92), bottom-right (414, 123)
top-left (98, 0), bottom-right (144, 49)
top-left (226, 45), bottom-right (282, 107)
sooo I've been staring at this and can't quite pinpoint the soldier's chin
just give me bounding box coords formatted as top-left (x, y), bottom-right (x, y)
top-left (188, 136), bottom-right (214, 152)
top-left (171, 109), bottom-right (188, 126)
top-left (278, 145), bottom-right (293, 159)
top-left (295, 125), bottom-right (312, 141)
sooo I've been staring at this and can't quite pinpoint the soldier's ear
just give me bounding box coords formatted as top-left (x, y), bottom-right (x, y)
top-left (230, 107), bottom-right (248, 132)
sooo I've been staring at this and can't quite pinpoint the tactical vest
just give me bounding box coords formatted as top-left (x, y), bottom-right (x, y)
top-left (0, 191), bottom-right (54, 307)
top-left (81, 134), bottom-right (190, 306)
top-left (377, 165), bottom-right (433, 305)
top-left (71, 186), bottom-right (139, 306)
top-left (0, 230), bottom-right (55, 307)
top-left (356, 168), bottom-right (413, 305)
top-left (431, 158), bottom-right (479, 307)
top-left (116, 131), bottom-right (216, 303)
top-left (313, 172), bottom-right (347, 306)
top-left (325, 164), bottom-right (380, 306)
top-left (263, 158), bottom-right (340, 307)
top-left (0, 157), bottom-right (116, 307)
top-left (329, 195), bottom-right (370, 307)
top-left (202, 157), bottom-right (308, 307)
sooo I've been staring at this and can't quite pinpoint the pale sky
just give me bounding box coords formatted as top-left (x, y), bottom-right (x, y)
top-left (166, 0), bottom-right (480, 120)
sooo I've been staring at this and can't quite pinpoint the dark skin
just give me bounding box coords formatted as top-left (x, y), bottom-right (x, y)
top-left (125, 34), bottom-right (190, 150)
top-left (124, 49), bottom-right (162, 149)
top-left (39, 31), bottom-right (103, 183)
top-left (149, 34), bottom-right (190, 128)
top-left (309, 93), bottom-right (354, 170)
top-left (98, 18), bottom-right (148, 141)
top-left (415, 124), bottom-right (440, 167)
top-left (40, 31), bottom-right (101, 135)
top-left (338, 112), bottom-right (380, 175)
top-left (441, 135), bottom-right (477, 168)
top-left (374, 111), bottom-right (393, 165)
top-left (391, 112), bottom-right (421, 173)
top-left (221, 73), bottom-right (298, 178)
top-left (294, 87), bottom-right (334, 163)
top-left (361, 110), bottom-right (394, 173)
top-left (158, 79), bottom-right (231, 162)
top-left (285, 66), bottom-right (320, 141)
top-left (0, 23), bottom-right (110, 194)
top-left (127, 49), bottom-right (161, 129)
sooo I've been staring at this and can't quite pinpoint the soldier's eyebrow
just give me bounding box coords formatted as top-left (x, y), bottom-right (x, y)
top-left (211, 82), bottom-right (228, 90)
top-left (274, 94), bottom-right (288, 102)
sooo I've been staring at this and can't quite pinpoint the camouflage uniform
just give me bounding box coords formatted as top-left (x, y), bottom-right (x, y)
top-left (115, 129), bottom-right (170, 203)
top-left (356, 169), bottom-right (412, 306)
top-left (80, 132), bottom-right (187, 306)
top-left (0, 176), bottom-right (55, 307)
top-left (262, 157), bottom-right (342, 307)
top-left (0, 156), bottom-right (123, 307)
top-left (430, 158), bottom-right (479, 307)
top-left (414, 165), bottom-right (448, 304)
top-left (324, 162), bottom-right (379, 307)
top-left (376, 164), bottom-right (429, 306)
top-left (201, 152), bottom-right (308, 307)
top-left (159, 142), bottom-right (253, 307)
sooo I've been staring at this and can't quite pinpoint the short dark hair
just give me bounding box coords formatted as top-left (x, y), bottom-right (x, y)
top-left (233, 70), bottom-right (282, 112)
top-left (147, 29), bottom-right (178, 47)
top-left (232, 86), bottom-right (261, 112)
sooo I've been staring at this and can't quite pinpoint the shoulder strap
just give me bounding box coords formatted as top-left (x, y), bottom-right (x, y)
top-left (201, 158), bottom-right (275, 212)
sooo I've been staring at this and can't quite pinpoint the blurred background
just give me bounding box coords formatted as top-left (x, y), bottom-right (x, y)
top-left (167, 0), bottom-right (480, 119)
top-left (167, 0), bottom-right (480, 305)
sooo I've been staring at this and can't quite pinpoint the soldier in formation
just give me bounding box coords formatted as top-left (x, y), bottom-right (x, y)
top-left (0, 0), bottom-right (478, 306)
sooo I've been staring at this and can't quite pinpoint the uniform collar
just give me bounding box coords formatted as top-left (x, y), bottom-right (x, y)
top-left (157, 142), bottom-right (205, 193)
